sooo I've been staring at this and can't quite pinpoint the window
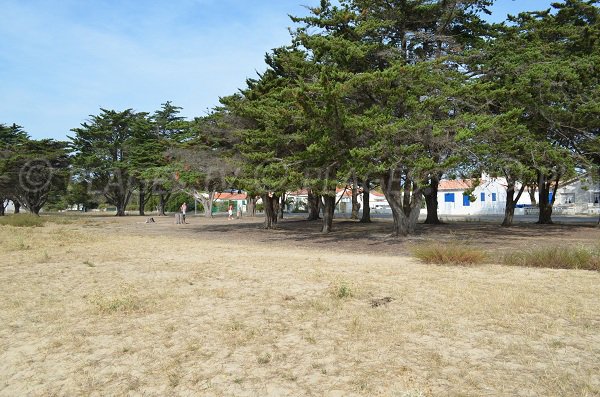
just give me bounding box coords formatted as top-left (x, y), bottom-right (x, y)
top-left (492, 193), bottom-right (497, 202)
top-left (480, 192), bottom-right (485, 202)
top-left (463, 195), bottom-right (471, 207)
top-left (444, 193), bottom-right (455, 203)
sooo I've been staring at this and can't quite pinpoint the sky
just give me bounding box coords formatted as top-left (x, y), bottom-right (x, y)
top-left (0, 0), bottom-right (555, 140)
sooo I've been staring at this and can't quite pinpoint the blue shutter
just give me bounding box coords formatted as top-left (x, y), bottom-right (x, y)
top-left (480, 192), bottom-right (485, 202)
top-left (463, 195), bottom-right (471, 207)
top-left (444, 193), bottom-right (455, 203)
top-left (492, 193), bottom-right (497, 202)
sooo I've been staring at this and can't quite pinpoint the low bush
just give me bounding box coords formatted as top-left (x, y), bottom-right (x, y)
top-left (0, 214), bottom-right (45, 227)
top-left (329, 280), bottom-right (353, 299)
top-left (503, 245), bottom-right (600, 271)
top-left (411, 243), bottom-right (487, 265)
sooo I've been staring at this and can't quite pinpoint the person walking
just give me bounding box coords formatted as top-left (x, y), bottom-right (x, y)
top-left (228, 203), bottom-right (234, 220)
top-left (181, 202), bottom-right (188, 224)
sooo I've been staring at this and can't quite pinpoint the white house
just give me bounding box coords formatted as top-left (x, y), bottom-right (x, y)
top-left (284, 174), bottom-right (600, 217)
top-left (436, 174), bottom-right (600, 216)
top-left (2, 200), bottom-right (16, 214)
top-left (553, 174), bottom-right (600, 215)
top-left (437, 178), bottom-right (510, 216)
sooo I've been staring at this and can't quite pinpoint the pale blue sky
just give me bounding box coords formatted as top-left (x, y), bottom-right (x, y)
top-left (0, 0), bottom-right (554, 140)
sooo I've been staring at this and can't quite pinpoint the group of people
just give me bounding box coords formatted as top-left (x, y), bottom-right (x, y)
top-left (178, 202), bottom-right (237, 222)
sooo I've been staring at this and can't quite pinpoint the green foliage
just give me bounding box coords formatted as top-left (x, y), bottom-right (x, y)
top-left (70, 109), bottom-right (142, 215)
top-left (503, 245), bottom-right (600, 271)
top-left (0, 135), bottom-right (70, 214)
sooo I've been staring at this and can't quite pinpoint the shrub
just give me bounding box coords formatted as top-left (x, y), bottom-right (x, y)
top-left (0, 214), bottom-right (45, 227)
top-left (503, 245), bottom-right (600, 271)
top-left (329, 280), bottom-right (353, 299)
top-left (411, 243), bottom-right (487, 265)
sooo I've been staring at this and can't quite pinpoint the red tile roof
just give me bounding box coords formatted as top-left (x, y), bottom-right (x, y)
top-left (439, 180), bottom-right (474, 190)
top-left (214, 192), bottom-right (247, 201)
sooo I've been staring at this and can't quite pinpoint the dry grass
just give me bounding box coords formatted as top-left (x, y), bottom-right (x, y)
top-left (0, 214), bottom-right (45, 227)
top-left (503, 245), bottom-right (600, 271)
top-left (411, 242), bottom-right (487, 265)
top-left (1, 216), bottom-right (600, 396)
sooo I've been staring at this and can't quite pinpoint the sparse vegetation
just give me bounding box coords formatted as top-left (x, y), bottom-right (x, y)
top-left (330, 280), bottom-right (353, 299)
top-left (411, 243), bottom-right (487, 265)
top-left (256, 352), bottom-right (272, 365)
top-left (88, 287), bottom-right (143, 314)
top-left (503, 245), bottom-right (600, 271)
top-left (1, 216), bottom-right (599, 396)
top-left (0, 214), bottom-right (45, 227)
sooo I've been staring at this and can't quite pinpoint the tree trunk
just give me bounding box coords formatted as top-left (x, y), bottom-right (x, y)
top-left (502, 186), bottom-right (516, 227)
top-left (14, 201), bottom-right (20, 214)
top-left (279, 193), bottom-right (285, 220)
top-left (273, 196), bottom-right (281, 221)
top-left (116, 203), bottom-right (126, 216)
top-left (537, 173), bottom-right (559, 225)
top-left (0, 199), bottom-right (6, 216)
top-left (158, 194), bottom-right (167, 216)
top-left (360, 180), bottom-right (371, 223)
top-left (195, 191), bottom-right (215, 218)
top-left (247, 196), bottom-right (257, 217)
top-left (502, 181), bottom-right (526, 227)
top-left (351, 174), bottom-right (360, 220)
top-left (527, 184), bottom-right (537, 207)
top-left (321, 195), bottom-right (335, 233)
top-left (262, 193), bottom-right (278, 229)
top-left (424, 174), bottom-right (442, 224)
top-left (307, 190), bottom-right (321, 221)
top-left (381, 171), bottom-right (422, 237)
top-left (139, 190), bottom-right (145, 216)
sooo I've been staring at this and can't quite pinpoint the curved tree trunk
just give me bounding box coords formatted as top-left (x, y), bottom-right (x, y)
top-left (424, 174), bottom-right (442, 224)
top-left (502, 180), bottom-right (526, 227)
top-left (0, 199), bottom-right (6, 216)
top-left (195, 191), bottom-right (215, 218)
top-left (14, 201), bottom-right (20, 214)
top-left (527, 184), bottom-right (537, 207)
top-left (321, 195), bottom-right (335, 233)
top-left (360, 180), bottom-right (371, 223)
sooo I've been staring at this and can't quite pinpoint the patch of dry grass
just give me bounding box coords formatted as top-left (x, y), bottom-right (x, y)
top-left (411, 242), bottom-right (487, 265)
top-left (1, 217), bottom-right (599, 396)
top-left (0, 213), bottom-right (45, 227)
top-left (88, 285), bottom-right (145, 314)
top-left (503, 245), bottom-right (600, 271)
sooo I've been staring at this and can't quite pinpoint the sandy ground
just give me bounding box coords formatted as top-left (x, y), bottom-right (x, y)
top-left (1, 215), bottom-right (599, 396)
